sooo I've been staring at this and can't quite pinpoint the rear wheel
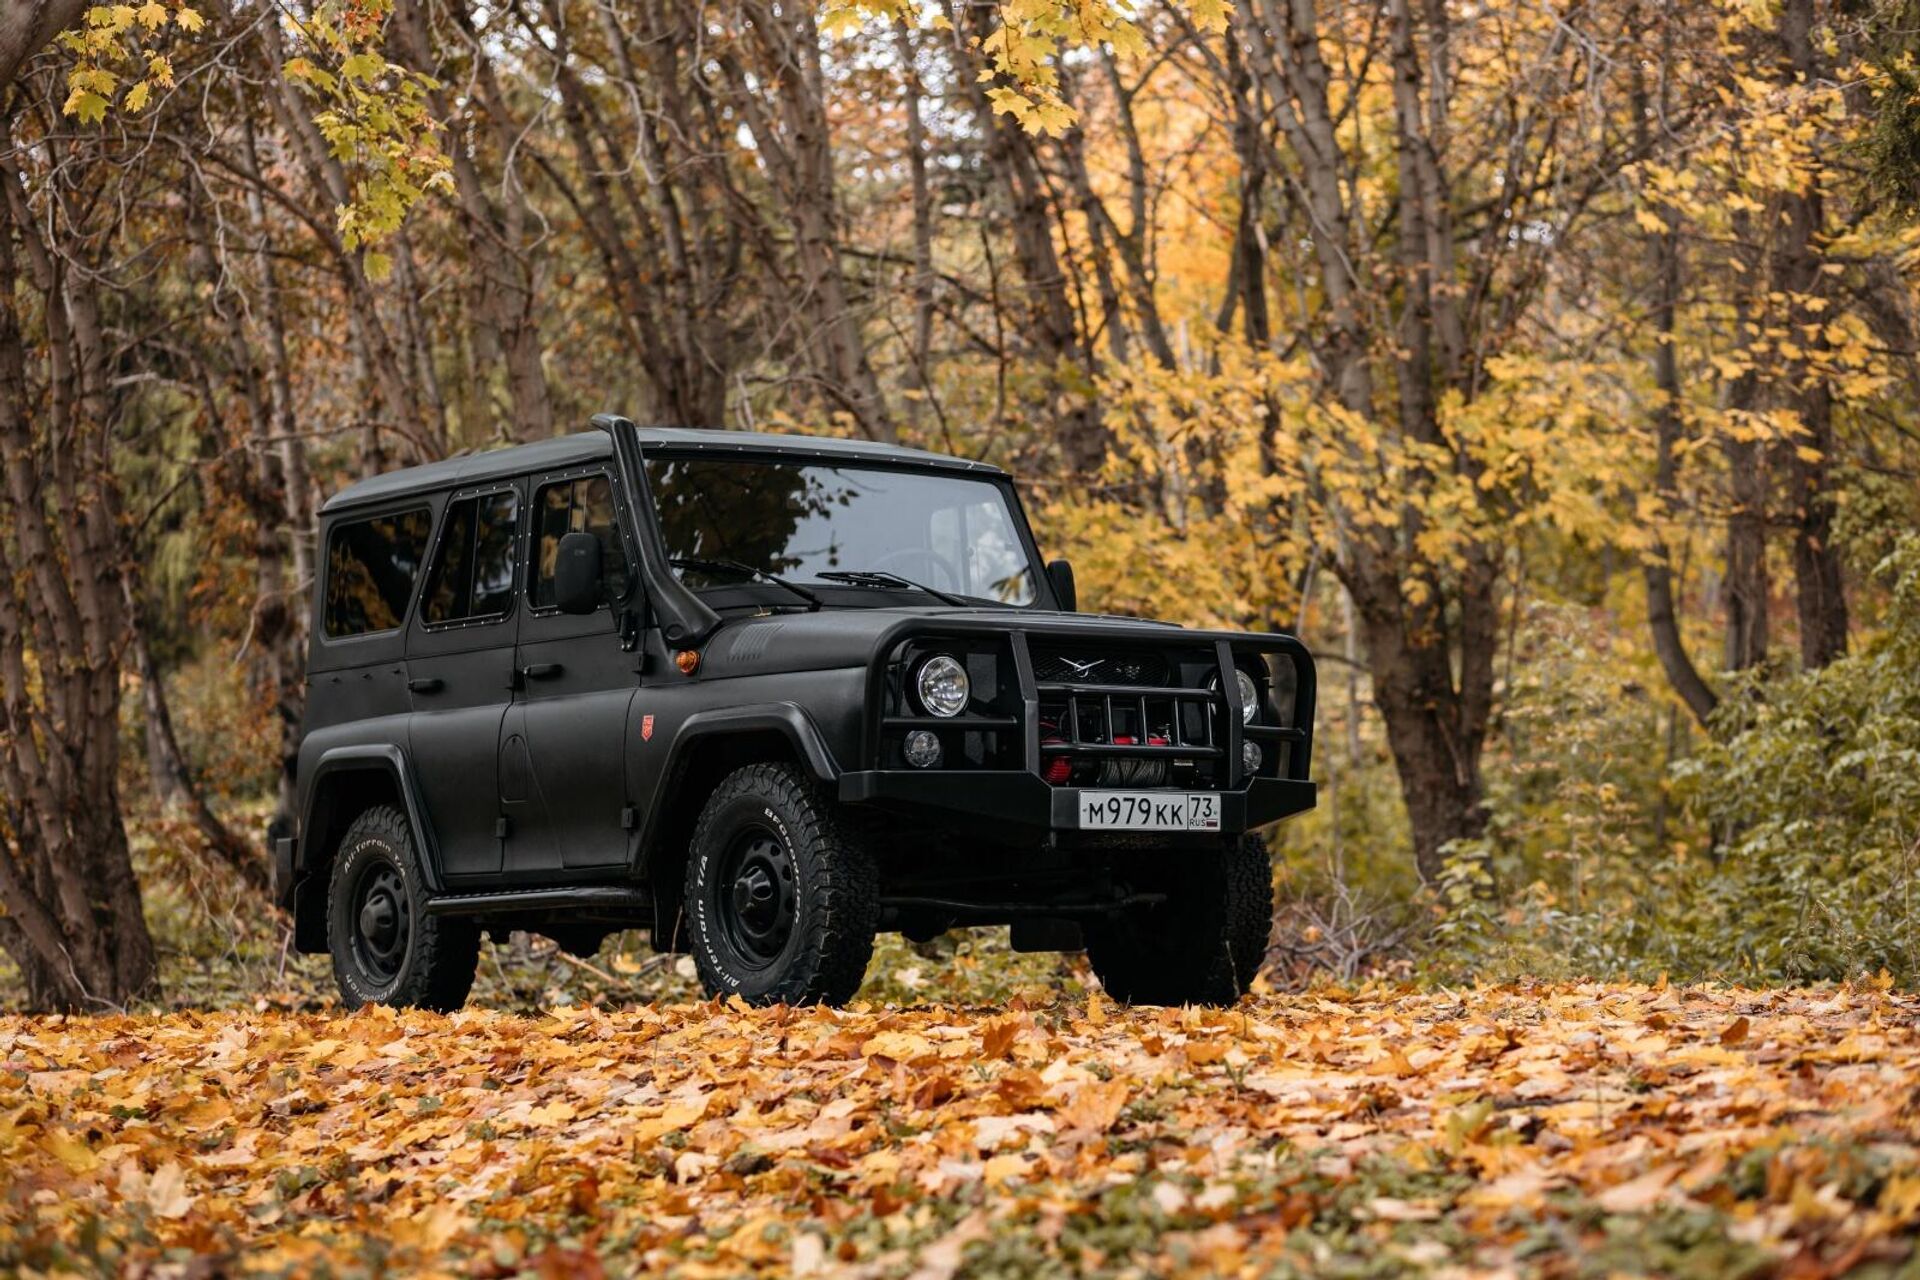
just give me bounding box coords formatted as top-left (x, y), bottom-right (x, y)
top-left (1084, 834), bottom-right (1274, 1006)
top-left (327, 805), bottom-right (480, 1012)
top-left (684, 763), bottom-right (879, 1006)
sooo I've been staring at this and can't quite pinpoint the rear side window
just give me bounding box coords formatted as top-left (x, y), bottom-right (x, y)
top-left (422, 491), bottom-right (520, 626)
top-left (531, 475), bottom-right (629, 609)
top-left (323, 508), bottom-right (433, 638)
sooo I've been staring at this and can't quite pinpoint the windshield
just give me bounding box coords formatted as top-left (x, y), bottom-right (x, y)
top-left (646, 456), bottom-right (1038, 606)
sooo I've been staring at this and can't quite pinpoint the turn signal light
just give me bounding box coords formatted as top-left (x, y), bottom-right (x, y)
top-left (674, 649), bottom-right (701, 676)
top-left (1042, 740), bottom-right (1071, 785)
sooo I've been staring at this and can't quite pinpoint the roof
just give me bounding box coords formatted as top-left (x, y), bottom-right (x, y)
top-left (320, 426), bottom-right (1005, 514)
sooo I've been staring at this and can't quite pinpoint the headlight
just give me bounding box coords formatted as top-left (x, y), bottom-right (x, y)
top-left (1236, 669), bottom-right (1259, 723)
top-left (915, 654), bottom-right (969, 717)
top-left (1214, 668), bottom-right (1260, 723)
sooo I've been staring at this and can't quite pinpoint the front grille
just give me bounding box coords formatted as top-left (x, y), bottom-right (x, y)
top-left (1031, 644), bottom-right (1230, 789)
top-left (1030, 647), bottom-right (1168, 687)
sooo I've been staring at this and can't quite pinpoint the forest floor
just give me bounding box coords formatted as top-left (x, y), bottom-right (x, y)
top-left (4, 982), bottom-right (1919, 1278)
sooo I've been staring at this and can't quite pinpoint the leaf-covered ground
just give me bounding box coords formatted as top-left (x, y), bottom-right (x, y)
top-left (5, 983), bottom-right (1920, 1278)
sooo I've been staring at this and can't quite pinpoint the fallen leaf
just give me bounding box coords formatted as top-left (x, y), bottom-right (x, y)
top-left (146, 1162), bottom-right (193, 1219)
top-left (1057, 1078), bottom-right (1129, 1133)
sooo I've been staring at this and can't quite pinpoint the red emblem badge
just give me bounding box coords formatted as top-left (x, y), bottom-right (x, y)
top-left (641, 714), bottom-right (655, 742)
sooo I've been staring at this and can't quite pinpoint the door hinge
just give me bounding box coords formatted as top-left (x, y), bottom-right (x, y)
top-left (495, 816), bottom-right (511, 839)
top-left (620, 805), bottom-right (639, 830)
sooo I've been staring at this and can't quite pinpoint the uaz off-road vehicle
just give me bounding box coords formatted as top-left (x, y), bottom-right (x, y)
top-left (277, 417), bottom-right (1315, 1009)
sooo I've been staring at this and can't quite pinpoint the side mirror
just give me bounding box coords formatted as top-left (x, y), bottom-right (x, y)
top-left (1046, 558), bottom-right (1077, 613)
top-left (554, 531), bottom-right (604, 615)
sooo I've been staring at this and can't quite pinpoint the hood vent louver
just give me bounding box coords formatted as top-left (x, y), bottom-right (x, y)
top-left (725, 623), bottom-right (785, 664)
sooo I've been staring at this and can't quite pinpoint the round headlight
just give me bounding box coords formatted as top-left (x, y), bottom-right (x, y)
top-left (915, 654), bottom-right (969, 718)
top-left (1214, 668), bottom-right (1261, 723)
top-left (1235, 669), bottom-right (1259, 724)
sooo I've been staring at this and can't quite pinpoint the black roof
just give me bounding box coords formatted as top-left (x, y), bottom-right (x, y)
top-left (320, 426), bottom-right (1005, 514)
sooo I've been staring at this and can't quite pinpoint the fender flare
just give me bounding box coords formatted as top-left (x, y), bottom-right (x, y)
top-left (635, 703), bottom-right (839, 859)
top-left (299, 745), bottom-right (447, 896)
top-left (672, 704), bottom-right (840, 779)
top-left (633, 702), bottom-right (841, 947)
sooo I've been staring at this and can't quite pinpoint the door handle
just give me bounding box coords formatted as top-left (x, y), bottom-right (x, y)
top-left (520, 663), bottom-right (564, 681)
top-left (407, 677), bottom-right (444, 694)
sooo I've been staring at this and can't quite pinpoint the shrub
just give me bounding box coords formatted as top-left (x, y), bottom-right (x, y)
top-left (1670, 539), bottom-right (1920, 981)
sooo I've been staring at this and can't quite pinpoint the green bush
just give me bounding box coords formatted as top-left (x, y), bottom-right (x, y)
top-left (1435, 539), bottom-right (1920, 986)
top-left (1671, 540), bottom-right (1920, 981)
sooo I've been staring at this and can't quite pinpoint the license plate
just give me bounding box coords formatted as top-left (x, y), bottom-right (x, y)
top-left (1076, 791), bottom-right (1221, 831)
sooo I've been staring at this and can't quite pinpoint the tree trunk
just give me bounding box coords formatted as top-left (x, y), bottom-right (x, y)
top-left (896, 19), bottom-right (937, 419)
top-left (130, 615), bottom-right (272, 895)
top-left (716, 0), bottom-right (894, 441)
top-left (1634, 38), bottom-right (1718, 726)
top-left (943, 0), bottom-right (1106, 470)
top-left (0, 0), bottom-right (88, 89)
top-left (1351, 573), bottom-right (1490, 883)
top-left (1775, 0), bottom-right (1848, 669)
top-left (1722, 194), bottom-right (1772, 674)
top-left (396, 0), bottom-right (552, 442)
top-left (1723, 365), bottom-right (1771, 671)
top-left (0, 127), bottom-right (156, 1011)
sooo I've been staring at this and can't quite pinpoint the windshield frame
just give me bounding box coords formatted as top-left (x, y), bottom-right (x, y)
top-left (633, 445), bottom-right (1060, 612)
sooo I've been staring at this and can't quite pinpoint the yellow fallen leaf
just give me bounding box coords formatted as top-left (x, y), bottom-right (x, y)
top-left (1057, 1078), bottom-right (1129, 1133)
top-left (861, 1030), bottom-right (937, 1062)
top-left (44, 1129), bottom-right (97, 1174)
top-left (1594, 1164), bottom-right (1683, 1213)
top-left (147, 1162), bottom-right (193, 1219)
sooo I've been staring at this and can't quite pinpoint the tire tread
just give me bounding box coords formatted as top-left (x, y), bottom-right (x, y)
top-left (1085, 834), bottom-right (1274, 1006)
top-left (328, 805), bottom-right (480, 1012)
top-left (686, 763), bottom-right (879, 1005)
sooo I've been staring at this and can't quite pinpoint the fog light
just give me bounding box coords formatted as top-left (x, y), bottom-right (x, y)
top-left (1241, 740), bottom-right (1263, 775)
top-left (904, 729), bottom-right (943, 768)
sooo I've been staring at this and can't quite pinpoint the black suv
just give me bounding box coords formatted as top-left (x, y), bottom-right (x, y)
top-left (277, 417), bottom-right (1315, 1009)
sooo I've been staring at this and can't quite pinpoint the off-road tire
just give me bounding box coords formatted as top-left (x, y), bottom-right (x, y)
top-left (684, 763), bottom-right (879, 1006)
top-left (327, 805), bottom-right (480, 1012)
top-left (1084, 834), bottom-right (1274, 1006)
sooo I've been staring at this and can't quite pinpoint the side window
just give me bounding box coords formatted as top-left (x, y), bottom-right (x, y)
top-left (422, 491), bottom-right (519, 626)
top-left (531, 474), bottom-right (629, 610)
top-left (323, 507), bottom-right (433, 638)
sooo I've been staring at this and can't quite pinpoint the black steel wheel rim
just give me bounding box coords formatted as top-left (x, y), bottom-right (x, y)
top-left (350, 857), bottom-right (410, 985)
top-left (715, 824), bottom-right (797, 970)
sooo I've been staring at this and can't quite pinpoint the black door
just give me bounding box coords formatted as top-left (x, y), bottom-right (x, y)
top-left (406, 485), bottom-right (522, 881)
top-left (502, 469), bottom-right (638, 874)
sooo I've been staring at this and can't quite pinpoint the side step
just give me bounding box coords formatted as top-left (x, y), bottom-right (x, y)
top-left (422, 885), bottom-right (650, 917)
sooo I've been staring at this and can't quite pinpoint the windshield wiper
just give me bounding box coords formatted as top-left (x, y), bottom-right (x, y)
top-left (816, 569), bottom-right (970, 607)
top-left (671, 557), bottom-right (822, 611)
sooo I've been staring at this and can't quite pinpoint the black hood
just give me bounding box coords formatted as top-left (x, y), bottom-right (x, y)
top-left (689, 606), bottom-right (1189, 679)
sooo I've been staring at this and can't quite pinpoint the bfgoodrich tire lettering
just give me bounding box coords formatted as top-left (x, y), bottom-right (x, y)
top-left (685, 763), bottom-right (879, 1006)
top-left (327, 805), bottom-right (480, 1012)
top-left (1084, 834), bottom-right (1274, 1006)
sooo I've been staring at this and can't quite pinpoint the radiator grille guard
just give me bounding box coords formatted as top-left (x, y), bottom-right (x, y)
top-left (868, 625), bottom-right (1315, 791)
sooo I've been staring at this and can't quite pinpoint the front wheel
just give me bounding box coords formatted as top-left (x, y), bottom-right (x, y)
top-left (1084, 834), bottom-right (1274, 1006)
top-left (327, 805), bottom-right (480, 1012)
top-left (684, 763), bottom-right (879, 1006)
